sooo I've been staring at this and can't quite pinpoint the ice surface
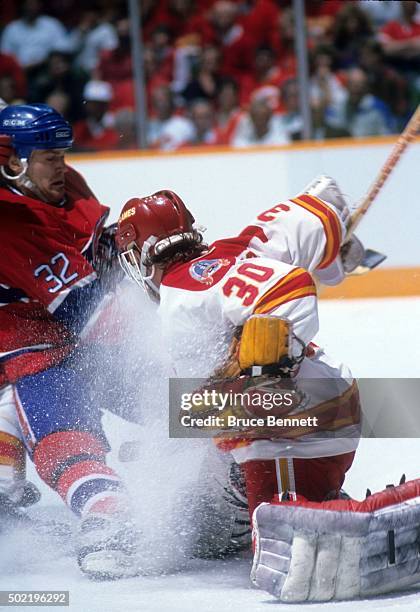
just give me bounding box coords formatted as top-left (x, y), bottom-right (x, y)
top-left (1, 297), bottom-right (419, 611)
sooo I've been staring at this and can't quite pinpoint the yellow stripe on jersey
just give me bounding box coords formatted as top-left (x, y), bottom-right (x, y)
top-left (254, 268), bottom-right (316, 315)
top-left (0, 432), bottom-right (24, 448)
top-left (292, 194), bottom-right (342, 269)
top-left (278, 459), bottom-right (290, 491)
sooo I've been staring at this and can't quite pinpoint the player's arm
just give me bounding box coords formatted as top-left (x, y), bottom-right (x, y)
top-left (1, 232), bottom-right (104, 336)
top-left (243, 177), bottom-right (369, 286)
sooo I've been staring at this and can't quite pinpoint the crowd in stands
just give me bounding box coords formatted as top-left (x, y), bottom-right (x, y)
top-left (1, 0), bottom-right (419, 152)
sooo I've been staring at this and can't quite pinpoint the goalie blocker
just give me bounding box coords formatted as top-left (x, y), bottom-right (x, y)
top-left (251, 477), bottom-right (420, 602)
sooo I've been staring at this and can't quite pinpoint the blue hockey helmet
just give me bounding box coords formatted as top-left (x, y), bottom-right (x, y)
top-left (0, 103), bottom-right (73, 160)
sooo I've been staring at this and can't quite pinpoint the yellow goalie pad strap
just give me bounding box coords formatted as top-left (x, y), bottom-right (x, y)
top-left (238, 315), bottom-right (290, 370)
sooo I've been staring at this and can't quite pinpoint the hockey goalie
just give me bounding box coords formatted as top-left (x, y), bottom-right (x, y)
top-left (115, 177), bottom-right (420, 600)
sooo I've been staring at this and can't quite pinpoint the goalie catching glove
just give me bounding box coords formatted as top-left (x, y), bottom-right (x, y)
top-left (213, 315), bottom-right (301, 379)
top-left (182, 315), bottom-right (306, 435)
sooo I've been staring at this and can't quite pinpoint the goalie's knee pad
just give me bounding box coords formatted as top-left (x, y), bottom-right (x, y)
top-left (251, 477), bottom-right (420, 602)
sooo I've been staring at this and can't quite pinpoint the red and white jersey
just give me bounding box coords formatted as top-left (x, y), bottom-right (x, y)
top-left (240, 192), bottom-right (346, 284)
top-left (0, 166), bottom-right (109, 385)
top-left (158, 194), bottom-right (359, 462)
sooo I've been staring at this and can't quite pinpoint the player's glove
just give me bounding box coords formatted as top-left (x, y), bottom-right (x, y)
top-left (181, 316), bottom-right (307, 436)
top-left (0, 134), bottom-right (14, 167)
top-left (339, 234), bottom-right (365, 274)
top-left (95, 224), bottom-right (125, 292)
top-left (213, 315), bottom-right (301, 380)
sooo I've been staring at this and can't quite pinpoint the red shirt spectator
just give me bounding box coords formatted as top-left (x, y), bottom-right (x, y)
top-left (97, 18), bottom-right (132, 83)
top-left (108, 45), bottom-right (169, 113)
top-left (378, 0), bottom-right (420, 54)
top-left (238, 45), bottom-right (295, 108)
top-left (143, 0), bottom-right (208, 44)
top-left (214, 77), bottom-right (242, 145)
top-left (199, 1), bottom-right (256, 78)
top-left (239, 0), bottom-right (280, 48)
top-left (0, 52), bottom-right (26, 98)
top-left (73, 80), bottom-right (119, 151)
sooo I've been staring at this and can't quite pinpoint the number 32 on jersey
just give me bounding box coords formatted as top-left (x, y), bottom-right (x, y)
top-left (34, 252), bottom-right (79, 294)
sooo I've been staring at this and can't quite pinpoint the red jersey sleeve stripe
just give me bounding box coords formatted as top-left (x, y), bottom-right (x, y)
top-left (292, 194), bottom-right (342, 269)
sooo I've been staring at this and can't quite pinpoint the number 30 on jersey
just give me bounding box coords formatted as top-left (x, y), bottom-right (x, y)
top-left (222, 262), bottom-right (274, 306)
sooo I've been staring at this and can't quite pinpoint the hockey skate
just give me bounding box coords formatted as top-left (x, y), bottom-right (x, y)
top-left (0, 481), bottom-right (41, 532)
top-left (76, 512), bottom-right (141, 580)
top-left (302, 175), bottom-right (351, 225)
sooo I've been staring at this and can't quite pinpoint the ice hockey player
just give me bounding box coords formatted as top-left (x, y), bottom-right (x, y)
top-left (0, 103), bottom-right (140, 580)
top-left (116, 183), bottom-right (420, 600)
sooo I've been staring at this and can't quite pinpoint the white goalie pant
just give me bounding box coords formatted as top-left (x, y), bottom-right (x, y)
top-left (0, 384), bottom-right (27, 503)
top-left (251, 478), bottom-right (420, 602)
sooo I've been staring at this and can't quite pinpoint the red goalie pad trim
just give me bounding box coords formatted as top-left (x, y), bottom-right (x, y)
top-left (273, 478), bottom-right (420, 513)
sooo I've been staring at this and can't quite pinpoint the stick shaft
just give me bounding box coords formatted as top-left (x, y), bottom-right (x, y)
top-left (347, 105), bottom-right (420, 238)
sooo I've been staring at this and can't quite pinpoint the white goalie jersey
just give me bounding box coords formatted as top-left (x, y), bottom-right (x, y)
top-left (158, 191), bottom-right (360, 463)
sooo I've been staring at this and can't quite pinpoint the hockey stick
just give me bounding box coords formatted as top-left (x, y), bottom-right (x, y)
top-left (346, 104), bottom-right (420, 240)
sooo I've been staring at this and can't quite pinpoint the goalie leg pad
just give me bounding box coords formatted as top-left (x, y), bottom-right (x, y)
top-left (251, 478), bottom-right (420, 602)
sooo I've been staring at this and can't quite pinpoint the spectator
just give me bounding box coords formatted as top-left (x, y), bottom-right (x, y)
top-left (73, 80), bottom-right (118, 151)
top-left (214, 77), bottom-right (242, 144)
top-left (279, 79), bottom-right (304, 140)
top-left (377, 0), bottom-right (420, 73)
top-left (149, 25), bottom-right (174, 82)
top-left (332, 4), bottom-right (374, 69)
top-left (114, 108), bottom-right (138, 150)
top-left (305, 0), bottom-right (343, 43)
top-left (309, 46), bottom-right (346, 138)
top-left (148, 84), bottom-right (194, 150)
top-left (182, 45), bottom-right (223, 104)
top-left (358, 0), bottom-right (401, 28)
top-left (0, 76), bottom-right (24, 106)
top-left (230, 97), bottom-right (289, 147)
top-left (29, 50), bottom-right (86, 121)
top-left (1, 0), bottom-right (71, 73)
top-left (202, 1), bottom-right (254, 77)
top-left (97, 18), bottom-right (132, 84)
top-left (239, 0), bottom-right (280, 48)
top-left (145, 0), bottom-right (205, 43)
top-left (186, 98), bottom-right (218, 146)
top-left (359, 40), bottom-right (410, 123)
top-left (71, 8), bottom-right (117, 74)
top-left (239, 44), bottom-right (293, 108)
top-left (0, 52), bottom-right (27, 99)
top-left (171, 43), bottom-right (201, 95)
top-left (269, 8), bottom-right (297, 75)
top-left (45, 90), bottom-right (71, 119)
top-left (324, 67), bottom-right (395, 138)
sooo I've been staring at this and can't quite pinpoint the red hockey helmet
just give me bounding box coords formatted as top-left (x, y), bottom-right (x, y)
top-left (116, 190), bottom-right (205, 297)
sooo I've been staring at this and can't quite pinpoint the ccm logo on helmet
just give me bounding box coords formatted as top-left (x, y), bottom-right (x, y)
top-left (3, 119), bottom-right (26, 126)
top-left (119, 207), bottom-right (136, 222)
